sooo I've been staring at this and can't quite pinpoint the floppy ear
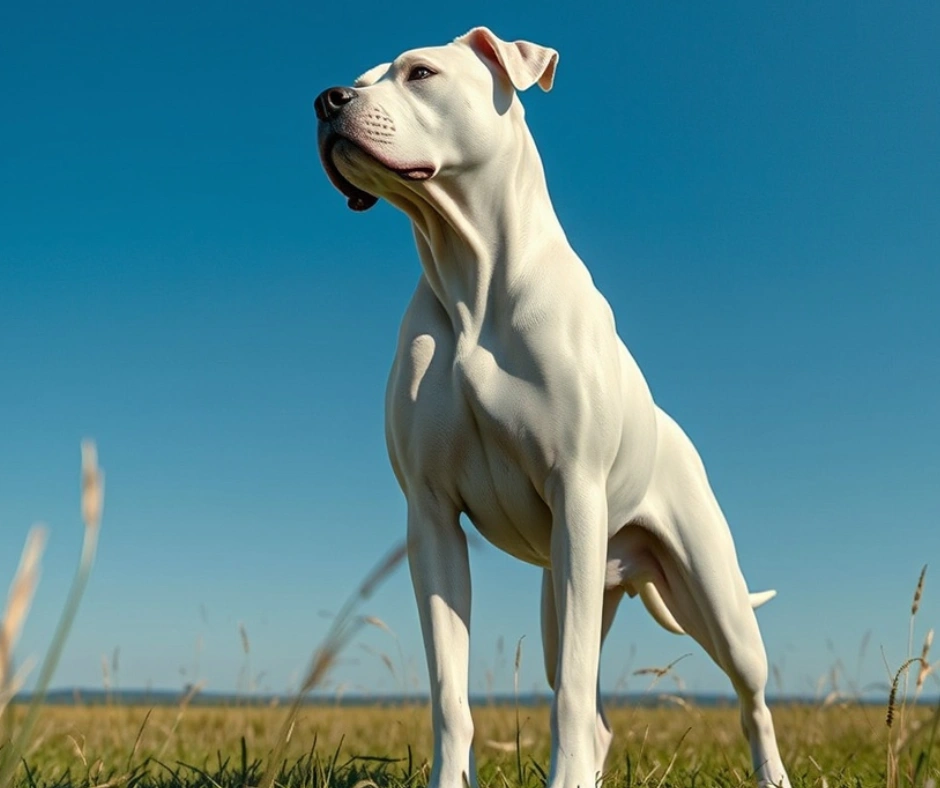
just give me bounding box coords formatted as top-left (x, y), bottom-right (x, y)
top-left (457, 27), bottom-right (558, 92)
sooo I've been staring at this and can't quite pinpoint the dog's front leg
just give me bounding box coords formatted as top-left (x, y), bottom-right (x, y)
top-left (407, 496), bottom-right (477, 788)
top-left (546, 476), bottom-right (608, 788)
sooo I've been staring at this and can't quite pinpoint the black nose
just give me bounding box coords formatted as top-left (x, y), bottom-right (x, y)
top-left (315, 86), bottom-right (358, 122)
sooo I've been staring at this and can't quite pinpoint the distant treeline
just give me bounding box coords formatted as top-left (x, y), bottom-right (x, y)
top-left (14, 688), bottom-right (931, 708)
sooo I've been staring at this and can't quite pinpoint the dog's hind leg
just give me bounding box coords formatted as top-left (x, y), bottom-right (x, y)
top-left (541, 569), bottom-right (623, 783)
top-left (641, 412), bottom-right (791, 788)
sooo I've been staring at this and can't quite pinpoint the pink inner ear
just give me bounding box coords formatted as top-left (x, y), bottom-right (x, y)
top-left (468, 29), bottom-right (502, 71)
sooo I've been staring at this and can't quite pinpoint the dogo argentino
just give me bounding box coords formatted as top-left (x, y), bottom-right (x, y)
top-left (315, 26), bottom-right (791, 788)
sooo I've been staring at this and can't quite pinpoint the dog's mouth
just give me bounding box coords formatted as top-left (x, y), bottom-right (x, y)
top-left (394, 166), bottom-right (435, 181)
top-left (318, 128), bottom-right (435, 212)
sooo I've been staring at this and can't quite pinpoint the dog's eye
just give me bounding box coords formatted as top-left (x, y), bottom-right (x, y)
top-left (407, 65), bottom-right (436, 82)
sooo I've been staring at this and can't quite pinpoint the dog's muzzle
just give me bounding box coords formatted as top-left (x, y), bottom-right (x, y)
top-left (315, 86), bottom-right (379, 212)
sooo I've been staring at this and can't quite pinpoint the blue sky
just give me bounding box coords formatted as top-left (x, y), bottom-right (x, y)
top-left (1, 0), bottom-right (938, 700)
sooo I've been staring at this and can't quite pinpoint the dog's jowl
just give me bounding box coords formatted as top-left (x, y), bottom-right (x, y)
top-left (317, 26), bottom-right (791, 788)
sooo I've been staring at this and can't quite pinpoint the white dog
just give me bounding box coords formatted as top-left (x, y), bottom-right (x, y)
top-left (316, 27), bottom-right (791, 788)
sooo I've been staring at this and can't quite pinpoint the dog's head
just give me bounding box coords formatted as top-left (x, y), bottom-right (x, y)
top-left (315, 27), bottom-right (558, 211)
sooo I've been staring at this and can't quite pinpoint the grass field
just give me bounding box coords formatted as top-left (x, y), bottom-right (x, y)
top-left (2, 444), bottom-right (938, 788)
top-left (2, 699), bottom-right (939, 788)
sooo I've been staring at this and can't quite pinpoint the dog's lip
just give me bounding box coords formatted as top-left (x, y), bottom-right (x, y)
top-left (319, 126), bottom-right (436, 196)
top-left (318, 129), bottom-right (379, 212)
top-left (331, 132), bottom-right (436, 181)
top-left (392, 166), bottom-right (435, 181)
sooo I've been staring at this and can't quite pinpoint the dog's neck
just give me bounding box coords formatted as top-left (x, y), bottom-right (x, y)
top-left (397, 118), bottom-right (572, 340)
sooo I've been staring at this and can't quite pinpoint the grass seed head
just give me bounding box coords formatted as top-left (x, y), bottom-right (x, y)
top-left (886, 657), bottom-right (922, 727)
top-left (1, 526), bottom-right (49, 700)
top-left (361, 615), bottom-right (393, 635)
top-left (81, 440), bottom-right (105, 532)
top-left (912, 564), bottom-right (927, 617)
top-left (1, 527), bottom-right (48, 656)
top-left (916, 628), bottom-right (934, 692)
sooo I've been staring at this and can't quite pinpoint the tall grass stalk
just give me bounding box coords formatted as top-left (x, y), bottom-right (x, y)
top-left (0, 528), bottom-right (48, 743)
top-left (905, 568), bottom-right (928, 703)
top-left (0, 441), bottom-right (104, 788)
top-left (886, 565), bottom-right (938, 788)
top-left (513, 637), bottom-right (524, 785)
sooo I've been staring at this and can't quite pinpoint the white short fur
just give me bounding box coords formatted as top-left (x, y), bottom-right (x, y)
top-left (317, 26), bottom-right (791, 788)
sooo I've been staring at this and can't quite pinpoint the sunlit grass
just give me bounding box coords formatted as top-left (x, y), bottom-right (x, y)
top-left (1, 701), bottom-right (937, 788)
top-left (1, 444), bottom-right (937, 787)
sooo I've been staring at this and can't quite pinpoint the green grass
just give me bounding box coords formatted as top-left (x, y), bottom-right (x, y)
top-left (2, 700), bottom-right (938, 788)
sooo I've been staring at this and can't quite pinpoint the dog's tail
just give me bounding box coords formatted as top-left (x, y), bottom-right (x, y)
top-left (639, 583), bottom-right (778, 637)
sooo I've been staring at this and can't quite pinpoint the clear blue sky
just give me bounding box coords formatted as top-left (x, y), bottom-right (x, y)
top-left (2, 0), bottom-right (938, 700)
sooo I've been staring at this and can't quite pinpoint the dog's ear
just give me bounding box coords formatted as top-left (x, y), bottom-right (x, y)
top-left (457, 27), bottom-right (558, 92)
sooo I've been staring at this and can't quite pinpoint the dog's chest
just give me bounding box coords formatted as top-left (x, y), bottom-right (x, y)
top-left (453, 340), bottom-right (559, 478)
top-left (388, 330), bottom-right (557, 565)
top-left (455, 346), bottom-right (557, 550)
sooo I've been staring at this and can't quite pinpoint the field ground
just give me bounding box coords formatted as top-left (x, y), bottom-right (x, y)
top-left (4, 701), bottom-right (939, 788)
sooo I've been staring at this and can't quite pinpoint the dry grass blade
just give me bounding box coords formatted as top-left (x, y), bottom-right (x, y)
top-left (67, 734), bottom-right (87, 766)
top-left (0, 527), bottom-right (47, 768)
top-left (359, 542), bottom-right (408, 599)
top-left (0, 658), bottom-right (35, 714)
top-left (363, 614), bottom-right (410, 696)
top-left (379, 652), bottom-right (396, 679)
top-left (916, 629), bottom-right (935, 695)
top-left (0, 527), bottom-right (48, 661)
top-left (259, 540), bottom-right (407, 788)
top-left (658, 694), bottom-right (698, 715)
top-left (513, 636), bottom-right (524, 784)
top-left (633, 653), bottom-right (692, 678)
top-left (482, 736), bottom-right (535, 752)
top-left (359, 643), bottom-right (398, 682)
top-left (156, 681), bottom-right (206, 760)
top-left (633, 653), bottom-right (692, 693)
top-left (126, 708), bottom-right (152, 771)
top-left (361, 615), bottom-right (393, 635)
top-left (654, 727), bottom-right (691, 788)
top-left (0, 527), bottom-right (48, 705)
